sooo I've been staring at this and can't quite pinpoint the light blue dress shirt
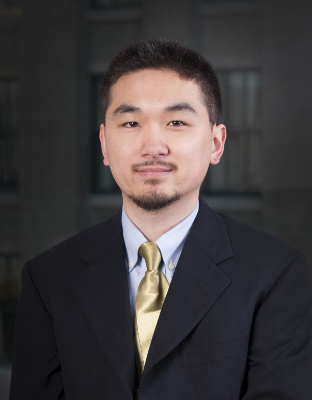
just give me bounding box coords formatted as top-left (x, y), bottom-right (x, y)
top-left (122, 202), bottom-right (199, 319)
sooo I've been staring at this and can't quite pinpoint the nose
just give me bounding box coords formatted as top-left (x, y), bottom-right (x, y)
top-left (140, 124), bottom-right (169, 159)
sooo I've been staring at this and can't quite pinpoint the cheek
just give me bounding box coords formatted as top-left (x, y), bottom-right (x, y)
top-left (184, 139), bottom-right (211, 167)
top-left (106, 138), bottom-right (132, 164)
top-left (106, 143), bottom-right (134, 182)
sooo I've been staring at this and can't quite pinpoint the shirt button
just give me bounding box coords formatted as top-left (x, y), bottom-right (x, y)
top-left (169, 261), bottom-right (175, 270)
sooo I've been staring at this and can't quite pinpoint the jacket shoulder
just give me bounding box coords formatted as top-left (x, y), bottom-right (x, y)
top-left (28, 211), bottom-right (122, 270)
top-left (221, 213), bottom-right (306, 267)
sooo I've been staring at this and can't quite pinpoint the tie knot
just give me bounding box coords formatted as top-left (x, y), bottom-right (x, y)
top-left (139, 242), bottom-right (162, 272)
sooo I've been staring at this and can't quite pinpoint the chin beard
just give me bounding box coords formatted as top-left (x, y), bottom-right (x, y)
top-left (127, 190), bottom-right (181, 212)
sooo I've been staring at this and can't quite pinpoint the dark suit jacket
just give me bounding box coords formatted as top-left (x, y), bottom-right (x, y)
top-left (10, 199), bottom-right (312, 400)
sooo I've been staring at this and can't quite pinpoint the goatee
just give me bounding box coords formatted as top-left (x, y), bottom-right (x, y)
top-left (127, 191), bottom-right (181, 212)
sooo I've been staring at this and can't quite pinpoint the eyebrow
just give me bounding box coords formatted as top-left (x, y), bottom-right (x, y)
top-left (165, 102), bottom-right (197, 114)
top-left (112, 101), bottom-right (197, 117)
top-left (112, 103), bottom-right (141, 116)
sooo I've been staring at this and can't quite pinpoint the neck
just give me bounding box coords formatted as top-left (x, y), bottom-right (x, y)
top-left (122, 193), bottom-right (199, 242)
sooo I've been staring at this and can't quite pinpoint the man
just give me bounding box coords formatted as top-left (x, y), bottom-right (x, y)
top-left (10, 39), bottom-right (312, 399)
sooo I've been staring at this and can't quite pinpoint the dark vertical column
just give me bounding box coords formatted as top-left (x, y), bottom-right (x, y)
top-left (262, 0), bottom-right (312, 260)
top-left (19, 0), bottom-right (88, 262)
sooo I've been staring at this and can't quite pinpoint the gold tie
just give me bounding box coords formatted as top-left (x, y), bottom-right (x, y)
top-left (134, 242), bottom-right (169, 376)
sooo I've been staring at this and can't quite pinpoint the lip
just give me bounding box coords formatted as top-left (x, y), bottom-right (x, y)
top-left (136, 168), bottom-right (172, 177)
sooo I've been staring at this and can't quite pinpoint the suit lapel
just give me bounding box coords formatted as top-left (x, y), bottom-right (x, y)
top-left (142, 199), bottom-right (234, 378)
top-left (70, 213), bottom-right (136, 397)
top-left (68, 200), bottom-right (234, 387)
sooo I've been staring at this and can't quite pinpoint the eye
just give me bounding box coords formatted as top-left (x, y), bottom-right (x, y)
top-left (122, 121), bottom-right (140, 128)
top-left (168, 120), bottom-right (187, 126)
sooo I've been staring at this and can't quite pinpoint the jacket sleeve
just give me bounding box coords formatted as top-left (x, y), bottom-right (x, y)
top-left (243, 253), bottom-right (312, 400)
top-left (9, 262), bottom-right (64, 400)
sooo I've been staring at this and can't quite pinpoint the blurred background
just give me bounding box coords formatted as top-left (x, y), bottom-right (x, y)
top-left (0, 0), bottom-right (312, 396)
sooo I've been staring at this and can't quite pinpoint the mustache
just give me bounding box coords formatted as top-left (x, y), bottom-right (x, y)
top-left (132, 160), bottom-right (178, 172)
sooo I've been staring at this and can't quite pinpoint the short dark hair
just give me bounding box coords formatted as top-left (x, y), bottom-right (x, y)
top-left (100, 39), bottom-right (222, 125)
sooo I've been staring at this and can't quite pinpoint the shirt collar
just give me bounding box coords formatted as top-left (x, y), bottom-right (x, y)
top-left (122, 209), bottom-right (147, 270)
top-left (155, 203), bottom-right (199, 268)
top-left (122, 202), bottom-right (199, 271)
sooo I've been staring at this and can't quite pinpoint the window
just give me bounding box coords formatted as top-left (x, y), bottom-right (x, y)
top-left (91, 71), bottom-right (261, 194)
top-left (202, 70), bottom-right (261, 193)
top-left (0, 79), bottom-right (19, 192)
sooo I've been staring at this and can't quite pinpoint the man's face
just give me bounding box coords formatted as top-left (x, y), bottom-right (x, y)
top-left (100, 69), bottom-right (226, 211)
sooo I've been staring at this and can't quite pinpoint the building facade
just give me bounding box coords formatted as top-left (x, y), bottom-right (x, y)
top-left (0, 0), bottom-right (312, 370)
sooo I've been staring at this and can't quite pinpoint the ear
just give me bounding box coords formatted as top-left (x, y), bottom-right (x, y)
top-left (99, 124), bottom-right (109, 166)
top-left (210, 124), bottom-right (226, 165)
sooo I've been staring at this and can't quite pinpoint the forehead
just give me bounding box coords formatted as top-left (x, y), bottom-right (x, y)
top-left (109, 69), bottom-right (205, 109)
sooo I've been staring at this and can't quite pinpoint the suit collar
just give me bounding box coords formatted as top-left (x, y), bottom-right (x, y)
top-left (72, 198), bottom-right (234, 388)
top-left (71, 212), bottom-right (136, 397)
top-left (76, 197), bottom-right (233, 268)
top-left (192, 197), bottom-right (234, 264)
top-left (142, 197), bottom-right (234, 378)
